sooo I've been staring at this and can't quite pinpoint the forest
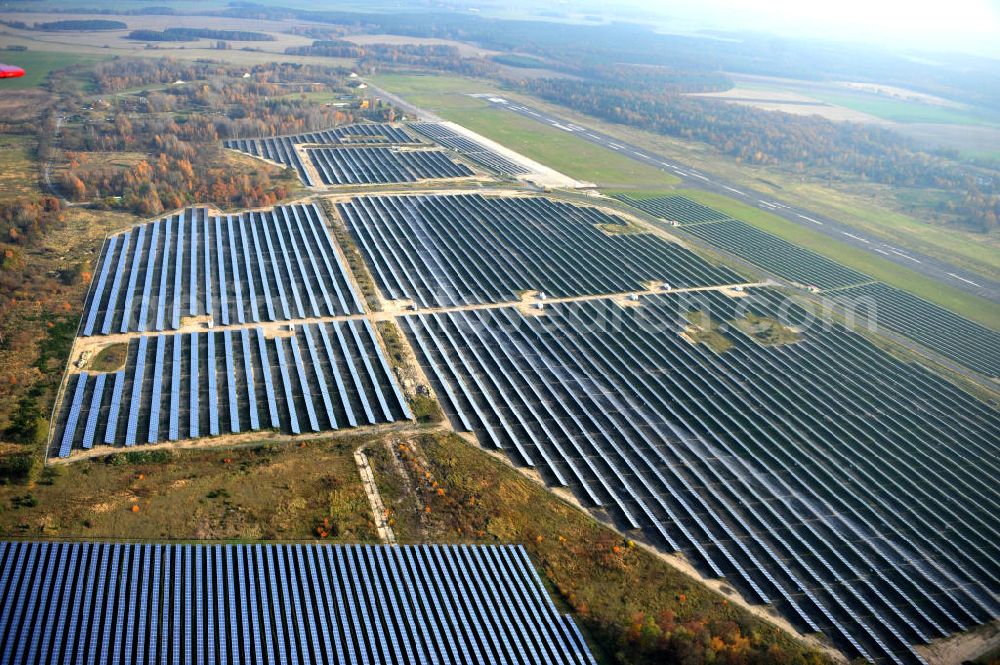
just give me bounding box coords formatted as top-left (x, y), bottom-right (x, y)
top-left (287, 41), bottom-right (500, 79)
top-left (283, 30), bottom-right (999, 232)
top-left (34, 20), bottom-right (127, 31)
top-left (52, 59), bottom-right (379, 214)
top-left (127, 28), bottom-right (275, 42)
top-left (521, 77), bottom-right (1000, 231)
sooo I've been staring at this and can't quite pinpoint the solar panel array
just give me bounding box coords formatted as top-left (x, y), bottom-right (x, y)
top-left (410, 123), bottom-right (530, 176)
top-left (829, 282), bottom-right (1000, 378)
top-left (308, 147), bottom-right (474, 186)
top-left (224, 123), bottom-right (420, 184)
top-left (682, 219), bottom-right (870, 290)
top-left (400, 288), bottom-right (999, 665)
top-left (339, 193), bottom-right (741, 308)
top-left (55, 321), bottom-right (411, 456)
top-left (615, 194), bottom-right (731, 224)
top-left (0, 541), bottom-right (595, 665)
top-left (79, 204), bottom-right (363, 337)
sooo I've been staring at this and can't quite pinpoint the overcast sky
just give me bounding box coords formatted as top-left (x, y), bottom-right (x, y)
top-left (620, 0), bottom-right (1000, 58)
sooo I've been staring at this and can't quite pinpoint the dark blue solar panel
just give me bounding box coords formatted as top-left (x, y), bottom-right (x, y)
top-left (147, 336), bottom-right (165, 443)
top-left (173, 209), bottom-right (185, 329)
top-left (124, 336), bottom-right (148, 446)
top-left (102, 231), bottom-right (131, 335)
top-left (240, 329), bottom-right (259, 431)
top-left (256, 328), bottom-right (280, 429)
top-left (273, 336), bottom-right (299, 435)
top-left (81, 372), bottom-right (106, 450)
top-left (58, 373), bottom-right (88, 457)
top-left (104, 370), bottom-right (125, 445)
top-left (155, 217), bottom-right (172, 331)
top-left (169, 334), bottom-right (181, 441)
top-left (120, 225), bottom-right (147, 333)
top-left (223, 330), bottom-right (240, 434)
top-left (190, 333), bottom-right (200, 439)
top-left (136, 220), bottom-right (160, 333)
top-left (288, 330), bottom-right (319, 432)
top-left (207, 330), bottom-right (219, 436)
top-left (83, 236), bottom-right (117, 336)
top-left (215, 216), bottom-right (229, 326)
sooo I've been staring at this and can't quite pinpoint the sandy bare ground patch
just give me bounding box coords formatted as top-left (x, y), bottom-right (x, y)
top-left (915, 619), bottom-right (1000, 665)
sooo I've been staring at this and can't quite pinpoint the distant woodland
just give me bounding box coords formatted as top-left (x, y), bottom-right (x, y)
top-left (284, 38), bottom-right (999, 232)
top-left (127, 28), bottom-right (275, 42)
top-left (51, 59), bottom-right (378, 215)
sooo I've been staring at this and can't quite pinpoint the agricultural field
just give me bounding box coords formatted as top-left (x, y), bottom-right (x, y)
top-left (338, 193), bottom-right (742, 308)
top-left (400, 288), bottom-right (1000, 664)
top-left (0, 136), bottom-right (41, 202)
top-left (0, 50), bottom-right (107, 89)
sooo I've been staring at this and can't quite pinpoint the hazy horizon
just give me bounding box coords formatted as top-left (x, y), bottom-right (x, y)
top-left (538, 0), bottom-right (1000, 59)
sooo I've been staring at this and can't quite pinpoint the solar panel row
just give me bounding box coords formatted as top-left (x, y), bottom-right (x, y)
top-left (400, 288), bottom-right (1000, 665)
top-left (79, 203), bottom-right (363, 337)
top-left (681, 218), bottom-right (870, 290)
top-left (339, 193), bottom-right (742, 308)
top-left (614, 194), bottom-right (730, 224)
top-left (308, 147), bottom-right (475, 185)
top-left (224, 123), bottom-right (420, 185)
top-left (410, 123), bottom-right (530, 176)
top-left (55, 321), bottom-right (411, 455)
top-left (829, 282), bottom-right (1000, 378)
top-left (0, 541), bottom-right (596, 665)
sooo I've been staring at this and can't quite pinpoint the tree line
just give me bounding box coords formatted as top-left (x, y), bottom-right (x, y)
top-left (127, 28), bottom-right (275, 42)
top-left (522, 77), bottom-right (999, 231)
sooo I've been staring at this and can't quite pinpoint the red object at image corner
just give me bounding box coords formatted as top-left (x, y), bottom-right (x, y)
top-left (0, 64), bottom-right (25, 79)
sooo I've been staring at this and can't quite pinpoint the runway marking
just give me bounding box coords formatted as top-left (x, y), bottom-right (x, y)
top-left (840, 232), bottom-right (870, 244)
top-left (796, 214), bottom-right (823, 225)
top-left (888, 249), bottom-right (921, 263)
top-left (874, 248), bottom-right (890, 255)
top-left (723, 186), bottom-right (745, 196)
top-left (947, 273), bottom-right (980, 286)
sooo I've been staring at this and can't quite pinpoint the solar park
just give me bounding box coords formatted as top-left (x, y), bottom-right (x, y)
top-left (615, 194), bottom-right (731, 224)
top-left (410, 123), bottom-right (530, 176)
top-left (338, 193), bottom-right (742, 308)
top-left (79, 204), bottom-right (363, 337)
top-left (616, 194), bottom-right (1000, 378)
top-left (223, 123), bottom-right (424, 185)
top-left (52, 200), bottom-right (413, 458)
top-left (307, 147), bottom-right (474, 186)
top-left (39, 110), bottom-right (999, 665)
top-left (54, 321), bottom-right (411, 457)
top-left (0, 541), bottom-right (595, 665)
top-left (400, 288), bottom-right (999, 665)
top-left (829, 282), bottom-right (1000, 378)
